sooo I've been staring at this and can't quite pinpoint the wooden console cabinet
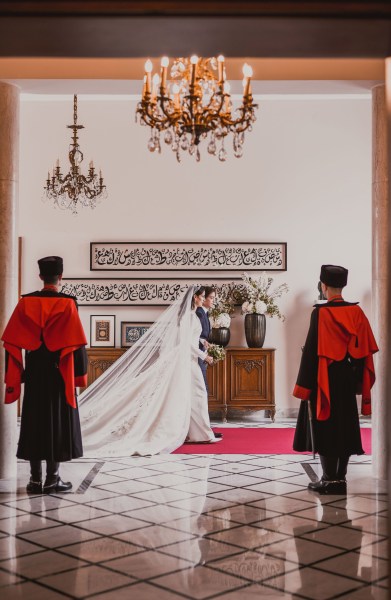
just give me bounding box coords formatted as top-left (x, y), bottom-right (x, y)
top-left (85, 347), bottom-right (275, 422)
top-left (85, 348), bottom-right (126, 389)
top-left (207, 347), bottom-right (275, 422)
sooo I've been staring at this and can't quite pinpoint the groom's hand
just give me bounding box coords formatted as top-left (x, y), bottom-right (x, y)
top-left (204, 341), bottom-right (210, 349)
top-left (205, 356), bottom-right (214, 366)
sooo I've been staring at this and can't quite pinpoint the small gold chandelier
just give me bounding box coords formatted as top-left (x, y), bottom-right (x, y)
top-left (136, 55), bottom-right (258, 162)
top-left (44, 95), bottom-right (107, 214)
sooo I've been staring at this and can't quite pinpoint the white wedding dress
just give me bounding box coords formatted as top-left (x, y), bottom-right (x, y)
top-left (79, 287), bottom-right (216, 457)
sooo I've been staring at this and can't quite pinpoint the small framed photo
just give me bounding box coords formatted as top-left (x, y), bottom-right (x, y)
top-left (90, 315), bottom-right (115, 347)
top-left (121, 321), bottom-right (153, 348)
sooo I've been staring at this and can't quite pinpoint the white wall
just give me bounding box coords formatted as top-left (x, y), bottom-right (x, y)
top-left (19, 93), bottom-right (372, 417)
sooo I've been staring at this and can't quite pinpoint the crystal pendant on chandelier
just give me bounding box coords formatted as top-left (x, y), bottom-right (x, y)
top-left (135, 55), bottom-right (258, 163)
top-left (43, 95), bottom-right (107, 214)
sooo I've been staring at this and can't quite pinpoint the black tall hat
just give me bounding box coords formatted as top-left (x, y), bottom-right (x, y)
top-left (38, 256), bottom-right (63, 276)
top-left (320, 264), bottom-right (348, 288)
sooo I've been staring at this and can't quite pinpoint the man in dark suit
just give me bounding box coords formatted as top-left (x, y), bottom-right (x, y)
top-left (196, 286), bottom-right (223, 439)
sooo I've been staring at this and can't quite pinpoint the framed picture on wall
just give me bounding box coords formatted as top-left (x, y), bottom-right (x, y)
top-left (121, 321), bottom-right (153, 348)
top-left (90, 315), bottom-right (115, 347)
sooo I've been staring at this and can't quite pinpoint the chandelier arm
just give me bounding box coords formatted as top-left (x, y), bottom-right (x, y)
top-left (225, 103), bottom-right (258, 129)
top-left (138, 100), bottom-right (173, 130)
top-left (157, 96), bottom-right (182, 127)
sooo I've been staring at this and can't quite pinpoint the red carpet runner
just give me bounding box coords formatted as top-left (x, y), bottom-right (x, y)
top-left (173, 427), bottom-right (372, 455)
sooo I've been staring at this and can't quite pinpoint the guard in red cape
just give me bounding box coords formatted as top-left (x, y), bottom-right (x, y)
top-left (293, 264), bottom-right (378, 495)
top-left (2, 256), bottom-right (88, 494)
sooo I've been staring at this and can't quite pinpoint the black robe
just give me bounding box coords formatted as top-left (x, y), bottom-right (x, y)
top-left (8, 290), bottom-right (87, 462)
top-left (293, 300), bottom-right (370, 457)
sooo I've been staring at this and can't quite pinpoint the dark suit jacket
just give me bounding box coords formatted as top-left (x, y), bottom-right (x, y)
top-left (196, 307), bottom-right (211, 351)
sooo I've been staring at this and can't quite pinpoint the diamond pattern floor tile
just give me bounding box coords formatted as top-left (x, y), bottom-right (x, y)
top-left (0, 548), bottom-right (87, 579)
top-left (206, 504), bottom-right (280, 525)
top-left (264, 566), bottom-right (363, 599)
top-left (153, 564), bottom-right (248, 599)
top-left (162, 538), bottom-right (243, 564)
top-left (208, 550), bottom-right (298, 583)
top-left (0, 514), bottom-right (60, 535)
top-left (114, 523), bottom-right (196, 550)
top-left (0, 581), bottom-right (71, 599)
top-left (302, 525), bottom-right (384, 551)
top-left (61, 536), bottom-right (143, 562)
top-left (216, 582), bottom-right (303, 598)
top-left (260, 536), bottom-right (343, 565)
top-left (208, 524), bottom-right (289, 550)
top-left (0, 571), bottom-right (24, 588)
top-left (315, 550), bottom-right (389, 582)
top-left (122, 504), bottom-right (196, 525)
top-left (0, 452), bottom-right (387, 600)
top-left (91, 581), bottom-right (185, 599)
top-left (38, 565), bottom-right (134, 598)
top-left (77, 514), bottom-right (150, 536)
top-left (0, 536), bottom-right (44, 560)
top-left (103, 548), bottom-right (192, 579)
top-left (337, 585), bottom-right (388, 599)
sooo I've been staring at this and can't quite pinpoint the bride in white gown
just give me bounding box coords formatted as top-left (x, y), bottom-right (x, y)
top-left (78, 286), bottom-right (220, 457)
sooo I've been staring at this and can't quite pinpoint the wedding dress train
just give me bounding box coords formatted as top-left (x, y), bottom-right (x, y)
top-left (79, 287), bottom-right (216, 457)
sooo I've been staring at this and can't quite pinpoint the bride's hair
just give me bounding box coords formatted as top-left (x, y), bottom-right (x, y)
top-left (191, 286), bottom-right (205, 309)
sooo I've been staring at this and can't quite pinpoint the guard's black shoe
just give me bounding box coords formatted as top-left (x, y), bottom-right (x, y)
top-left (308, 479), bottom-right (347, 495)
top-left (26, 479), bottom-right (43, 494)
top-left (43, 477), bottom-right (73, 494)
top-left (308, 479), bottom-right (325, 491)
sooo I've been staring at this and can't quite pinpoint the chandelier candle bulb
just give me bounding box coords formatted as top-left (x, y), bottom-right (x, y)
top-left (190, 55), bottom-right (198, 87)
top-left (152, 73), bottom-right (160, 101)
top-left (144, 59), bottom-right (153, 94)
top-left (142, 75), bottom-right (147, 99)
top-left (160, 56), bottom-right (169, 90)
top-left (223, 81), bottom-right (231, 112)
top-left (172, 83), bottom-right (180, 108)
top-left (242, 63), bottom-right (253, 98)
top-left (217, 55), bottom-right (225, 84)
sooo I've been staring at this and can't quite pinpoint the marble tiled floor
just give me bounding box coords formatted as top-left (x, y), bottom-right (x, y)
top-left (0, 453), bottom-right (388, 599)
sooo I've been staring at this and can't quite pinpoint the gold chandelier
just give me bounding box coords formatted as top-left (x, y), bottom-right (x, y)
top-left (44, 95), bottom-right (107, 214)
top-left (136, 55), bottom-right (258, 162)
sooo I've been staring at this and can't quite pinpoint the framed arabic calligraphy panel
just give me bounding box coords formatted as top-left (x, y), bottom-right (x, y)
top-left (60, 278), bottom-right (245, 307)
top-left (121, 321), bottom-right (153, 348)
top-left (90, 242), bottom-right (287, 272)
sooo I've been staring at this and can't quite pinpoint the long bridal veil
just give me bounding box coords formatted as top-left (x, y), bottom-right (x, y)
top-left (78, 287), bottom-right (195, 457)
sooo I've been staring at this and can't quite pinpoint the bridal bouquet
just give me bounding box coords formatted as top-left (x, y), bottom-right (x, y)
top-left (240, 272), bottom-right (288, 320)
top-left (209, 288), bottom-right (235, 329)
top-left (207, 344), bottom-right (226, 362)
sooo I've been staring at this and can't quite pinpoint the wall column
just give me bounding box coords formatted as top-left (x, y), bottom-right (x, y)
top-left (0, 82), bottom-right (19, 479)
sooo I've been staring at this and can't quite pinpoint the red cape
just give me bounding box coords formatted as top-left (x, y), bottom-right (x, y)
top-left (2, 296), bottom-right (87, 408)
top-left (316, 305), bottom-right (378, 420)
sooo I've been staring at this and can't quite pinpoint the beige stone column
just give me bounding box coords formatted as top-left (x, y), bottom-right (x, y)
top-left (0, 82), bottom-right (19, 479)
top-left (372, 84), bottom-right (389, 481)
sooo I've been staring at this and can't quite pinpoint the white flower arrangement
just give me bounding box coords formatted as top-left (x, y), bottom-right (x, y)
top-left (210, 312), bottom-right (231, 329)
top-left (209, 288), bottom-right (234, 329)
top-left (240, 272), bottom-right (288, 320)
